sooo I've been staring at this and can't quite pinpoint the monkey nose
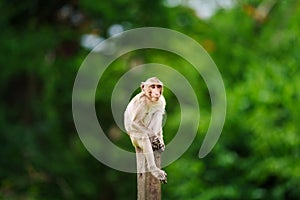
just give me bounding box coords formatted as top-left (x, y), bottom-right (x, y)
top-left (154, 92), bottom-right (160, 97)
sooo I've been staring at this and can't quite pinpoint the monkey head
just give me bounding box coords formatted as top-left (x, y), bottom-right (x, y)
top-left (141, 77), bottom-right (163, 102)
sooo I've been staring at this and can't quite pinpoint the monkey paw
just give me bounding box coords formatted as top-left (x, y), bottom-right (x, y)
top-left (151, 169), bottom-right (167, 184)
top-left (151, 137), bottom-right (165, 152)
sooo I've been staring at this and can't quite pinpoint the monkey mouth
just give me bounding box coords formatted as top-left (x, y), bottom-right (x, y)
top-left (151, 97), bottom-right (159, 101)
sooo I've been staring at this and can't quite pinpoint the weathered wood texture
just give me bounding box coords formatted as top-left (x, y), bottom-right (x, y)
top-left (136, 148), bottom-right (161, 200)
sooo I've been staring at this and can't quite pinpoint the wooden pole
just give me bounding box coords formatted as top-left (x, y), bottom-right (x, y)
top-left (136, 148), bottom-right (161, 200)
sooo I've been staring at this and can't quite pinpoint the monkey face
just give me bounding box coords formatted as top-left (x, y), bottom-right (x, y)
top-left (145, 84), bottom-right (162, 102)
top-left (141, 77), bottom-right (164, 102)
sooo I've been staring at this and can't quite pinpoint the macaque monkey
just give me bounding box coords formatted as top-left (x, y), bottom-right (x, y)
top-left (124, 77), bottom-right (167, 183)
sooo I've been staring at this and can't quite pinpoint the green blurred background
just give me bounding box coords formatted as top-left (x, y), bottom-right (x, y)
top-left (1, 0), bottom-right (300, 199)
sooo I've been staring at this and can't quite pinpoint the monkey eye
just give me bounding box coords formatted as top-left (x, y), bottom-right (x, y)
top-left (150, 84), bottom-right (162, 89)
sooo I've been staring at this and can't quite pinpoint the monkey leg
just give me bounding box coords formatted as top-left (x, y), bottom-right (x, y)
top-left (136, 138), bottom-right (167, 183)
top-left (135, 146), bottom-right (146, 174)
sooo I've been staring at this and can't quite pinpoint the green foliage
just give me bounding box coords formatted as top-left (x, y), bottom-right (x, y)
top-left (1, 0), bottom-right (300, 199)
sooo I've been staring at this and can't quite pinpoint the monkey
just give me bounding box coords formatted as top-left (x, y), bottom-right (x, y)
top-left (124, 77), bottom-right (167, 183)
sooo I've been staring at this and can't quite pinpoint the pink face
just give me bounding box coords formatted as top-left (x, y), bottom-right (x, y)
top-left (149, 84), bottom-right (162, 101)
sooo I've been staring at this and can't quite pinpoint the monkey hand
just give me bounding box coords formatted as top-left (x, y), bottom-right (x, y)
top-left (157, 142), bottom-right (165, 152)
top-left (151, 136), bottom-right (165, 152)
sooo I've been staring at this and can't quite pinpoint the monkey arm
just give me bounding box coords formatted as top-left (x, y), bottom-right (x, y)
top-left (157, 129), bottom-right (164, 143)
top-left (130, 119), bottom-right (156, 138)
top-left (151, 129), bottom-right (165, 152)
top-left (125, 99), bottom-right (156, 138)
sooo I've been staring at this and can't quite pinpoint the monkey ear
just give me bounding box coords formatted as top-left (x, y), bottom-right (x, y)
top-left (141, 82), bottom-right (145, 91)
